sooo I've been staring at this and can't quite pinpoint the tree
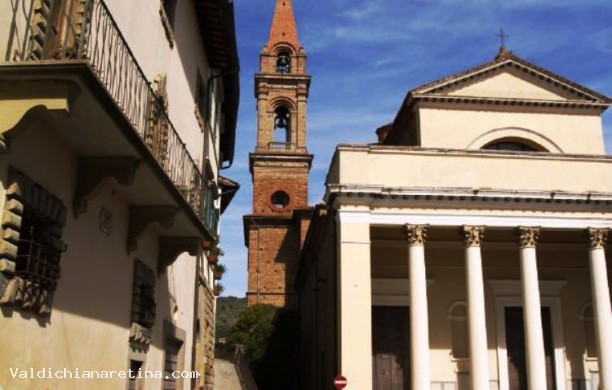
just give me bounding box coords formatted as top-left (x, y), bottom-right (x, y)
top-left (228, 304), bottom-right (300, 389)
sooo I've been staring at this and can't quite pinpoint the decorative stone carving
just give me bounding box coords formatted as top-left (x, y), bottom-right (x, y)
top-left (462, 226), bottom-right (485, 247)
top-left (127, 206), bottom-right (177, 253)
top-left (405, 224), bottom-right (428, 246)
top-left (129, 322), bottom-right (153, 346)
top-left (73, 157), bottom-right (141, 216)
top-left (588, 228), bottom-right (608, 249)
top-left (518, 227), bottom-right (540, 248)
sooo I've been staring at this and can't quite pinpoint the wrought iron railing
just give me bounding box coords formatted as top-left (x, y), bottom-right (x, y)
top-left (7, 0), bottom-right (212, 232)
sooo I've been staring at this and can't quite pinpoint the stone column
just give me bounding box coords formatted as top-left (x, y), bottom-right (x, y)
top-left (462, 226), bottom-right (489, 389)
top-left (518, 227), bottom-right (547, 390)
top-left (588, 228), bottom-right (612, 389)
top-left (337, 217), bottom-right (372, 388)
top-left (405, 224), bottom-right (430, 389)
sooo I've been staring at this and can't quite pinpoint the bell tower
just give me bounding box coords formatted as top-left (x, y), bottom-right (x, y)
top-left (244, 0), bottom-right (313, 308)
top-left (251, 0), bottom-right (312, 214)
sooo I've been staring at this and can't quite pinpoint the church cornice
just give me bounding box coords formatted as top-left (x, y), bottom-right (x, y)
top-left (326, 184), bottom-right (612, 210)
top-left (408, 94), bottom-right (609, 111)
top-left (409, 53), bottom-right (611, 104)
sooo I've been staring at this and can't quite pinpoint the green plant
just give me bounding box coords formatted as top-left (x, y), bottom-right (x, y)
top-left (213, 263), bottom-right (227, 274)
top-left (228, 305), bottom-right (300, 389)
top-left (213, 283), bottom-right (224, 296)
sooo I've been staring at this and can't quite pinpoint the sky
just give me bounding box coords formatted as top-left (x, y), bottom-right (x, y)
top-left (218, 0), bottom-right (612, 297)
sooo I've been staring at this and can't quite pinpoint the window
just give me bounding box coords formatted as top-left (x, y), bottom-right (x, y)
top-left (163, 337), bottom-right (182, 389)
top-left (271, 191), bottom-right (290, 209)
top-left (128, 360), bottom-right (143, 390)
top-left (160, 0), bottom-right (178, 45)
top-left (0, 167), bottom-right (67, 317)
top-left (276, 51), bottom-right (291, 73)
top-left (131, 260), bottom-right (156, 329)
top-left (196, 72), bottom-right (207, 121)
top-left (582, 304), bottom-right (597, 358)
top-left (163, 321), bottom-right (186, 390)
top-left (483, 141), bottom-right (538, 152)
top-left (449, 302), bottom-right (469, 359)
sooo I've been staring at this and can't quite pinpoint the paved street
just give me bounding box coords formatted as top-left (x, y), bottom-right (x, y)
top-left (214, 359), bottom-right (242, 390)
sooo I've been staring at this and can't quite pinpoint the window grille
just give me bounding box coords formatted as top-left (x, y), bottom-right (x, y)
top-left (131, 260), bottom-right (156, 329)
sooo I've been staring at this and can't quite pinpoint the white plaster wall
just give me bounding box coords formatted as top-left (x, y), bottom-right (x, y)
top-left (0, 110), bottom-right (195, 390)
top-left (336, 148), bottom-right (612, 194)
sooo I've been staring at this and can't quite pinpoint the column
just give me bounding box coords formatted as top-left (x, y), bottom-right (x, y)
top-left (588, 228), bottom-right (612, 389)
top-left (462, 226), bottom-right (489, 389)
top-left (337, 215), bottom-right (372, 388)
top-left (518, 227), bottom-right (547, 390)
top-left (405, 224), bottom-right (430, 389)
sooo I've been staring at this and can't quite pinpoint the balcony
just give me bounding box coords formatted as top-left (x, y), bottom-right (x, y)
top-left (1, 0), bottom-right (217, 240)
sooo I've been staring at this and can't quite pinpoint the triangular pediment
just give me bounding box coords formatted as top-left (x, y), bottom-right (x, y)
top-left (411, 51), bottom-right (610, 104)
top-left (444, 70), bottom-right (572, 101)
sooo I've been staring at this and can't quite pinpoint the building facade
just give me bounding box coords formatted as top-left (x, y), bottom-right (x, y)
top-left (243, 0), bottom-right (312, 309)
top-left (0, 0), bottom-right (239, 389)
top-left (296, 48), bottom-right (612, 389)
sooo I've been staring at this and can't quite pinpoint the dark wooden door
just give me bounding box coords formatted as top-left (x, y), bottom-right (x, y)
top-left (505, 307), bottom-right (556, 390)
top-left (372, 306), bottom-right (410, 390)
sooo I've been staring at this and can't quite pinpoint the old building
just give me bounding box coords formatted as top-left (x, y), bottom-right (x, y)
top-left (243, 0), bottom-right (312, 308)
top-left (296, 47), bottom-right (612, 389)
top-left (0, 0), bottom-right (239, 389)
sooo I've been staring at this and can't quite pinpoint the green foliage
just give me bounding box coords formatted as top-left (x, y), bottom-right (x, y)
top-left (215, 296), bottom-right (247, 340)
top-left (228, 304), bottom-right (300, 390)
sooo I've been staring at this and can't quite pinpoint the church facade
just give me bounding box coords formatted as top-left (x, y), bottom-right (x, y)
top-left (243, 1), bottom-right (612, 389)
top-left (296, 48), bottom-right (612, 390)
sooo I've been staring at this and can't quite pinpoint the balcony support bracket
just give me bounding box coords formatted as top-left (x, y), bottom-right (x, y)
top-left (127, 206), bottom-right (177, 254)
top-left (73, 157), bottom-right (141, 217)
top-left (158, 237), bottom-right (201, 273)
top-left (0, 79), bottom-right (79, 154)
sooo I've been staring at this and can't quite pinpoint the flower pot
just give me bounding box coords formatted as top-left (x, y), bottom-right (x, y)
top-left (208, 253), bottom-right (218, 264)
top-left (214, 271), bottom-right (222, 280)
top-left (202, 240), bottom-right (212, 250)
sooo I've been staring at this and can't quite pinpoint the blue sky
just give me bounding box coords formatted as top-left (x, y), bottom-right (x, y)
top-left (219, 0), bottom-right (612, 297)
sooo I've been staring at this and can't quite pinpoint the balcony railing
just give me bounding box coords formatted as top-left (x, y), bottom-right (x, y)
top-left (6, 0), bottom-right (212, 232)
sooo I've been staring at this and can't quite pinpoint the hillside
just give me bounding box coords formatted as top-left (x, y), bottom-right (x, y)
top-left (215, 296), bottom-right (247, 340)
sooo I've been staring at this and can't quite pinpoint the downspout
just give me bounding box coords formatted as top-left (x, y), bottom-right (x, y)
top-left (206, 66), bottom-right (239, 170)
top-left (250, 217), bottom-right (261, 304)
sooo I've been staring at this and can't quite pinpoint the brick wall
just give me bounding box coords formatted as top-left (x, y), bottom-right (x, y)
top-left (246, 222), bottom-right (300, 309)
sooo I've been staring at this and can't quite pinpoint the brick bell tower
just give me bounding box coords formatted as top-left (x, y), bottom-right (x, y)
top-left (244, 0), bottom-right (313, 308)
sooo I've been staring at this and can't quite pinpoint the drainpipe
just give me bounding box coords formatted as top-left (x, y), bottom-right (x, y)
top-left (250, 217), bottom-right (261, 304)
top-left (206, 66), bottom-right (239, 170)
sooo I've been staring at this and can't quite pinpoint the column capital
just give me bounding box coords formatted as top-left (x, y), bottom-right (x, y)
top-left (462, 226), bottom-right (485, 247)
top-left (404, 224), bottom-right (427, 246)
top-left (518, 227), bottom-right (540, 248)
top-left (588, 228), bottom-right (608, 249)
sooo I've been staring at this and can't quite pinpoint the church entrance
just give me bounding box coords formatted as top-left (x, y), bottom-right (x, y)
top-left (372, 306), bottom-right (411, 390)
top-left (504, 307), bottom-right (556, 390)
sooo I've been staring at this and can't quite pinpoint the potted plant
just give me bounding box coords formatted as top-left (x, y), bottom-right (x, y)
top-left (213, 283), bottom-right (224, 296)
top-left (213, 263), bottom-right (227, 280)
top-left (201, 239), bottom-right (213, 250)
top-left (207, 244), bottom-right (223, 265)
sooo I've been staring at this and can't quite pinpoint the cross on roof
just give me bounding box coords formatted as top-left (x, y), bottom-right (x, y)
top-left (496, 27), bottom-right (509, 47)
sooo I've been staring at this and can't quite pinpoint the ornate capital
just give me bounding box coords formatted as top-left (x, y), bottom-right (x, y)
top-left (588, 228), bottom-right (608, 249)
top-left (518, 227), bottom-right (540, 249)
top-left (404, 224), bottom-right (427, 246)
top-left (462, 226), bottom-right (485, 247)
